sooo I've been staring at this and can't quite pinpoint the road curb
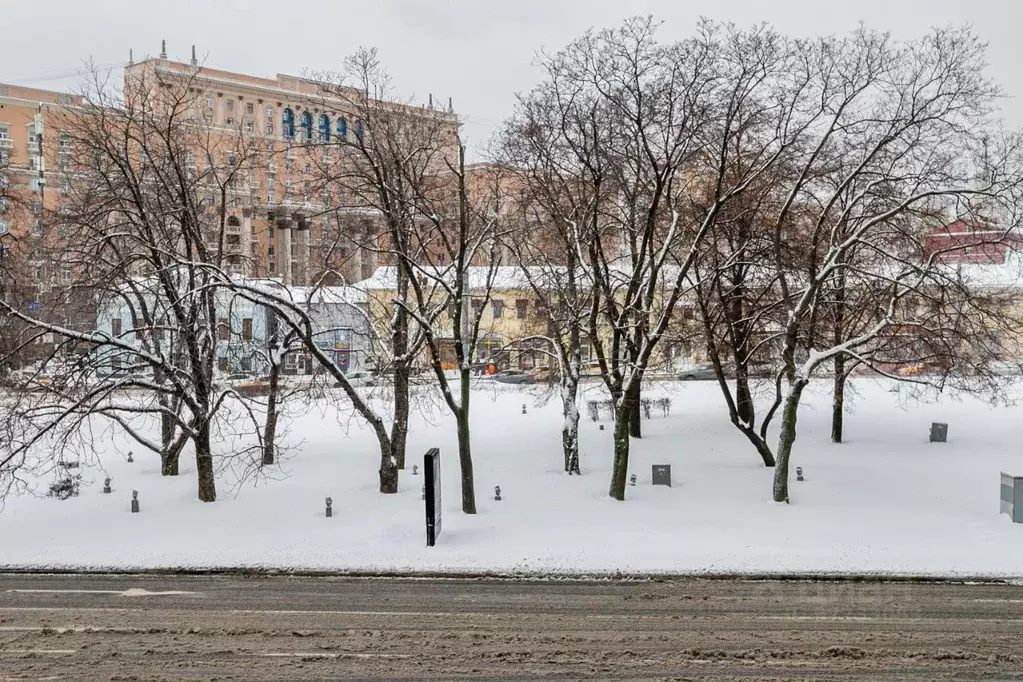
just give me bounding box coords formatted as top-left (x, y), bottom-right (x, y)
top-left (0, 566), bottom-right (1018, 585)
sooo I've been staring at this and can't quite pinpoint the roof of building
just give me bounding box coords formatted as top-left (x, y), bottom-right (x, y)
top-left (352, 265), bottom-right (572, 292)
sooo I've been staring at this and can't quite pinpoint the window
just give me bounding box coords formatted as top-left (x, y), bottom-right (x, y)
top-left (60, 266), bottom-right (71, 283)
top-left (268, 246), bottom-right (275, 256)
top-left (471, 298), bottom-right (484, 316)
top-left (205, 96), bottom-right (213, 110)
top-left (269, 262), bottom-right (276, 273)
top-left (282, 108), bottom-right (295, 139)
top-left (267, 188), bottom-right (275, 203)
top-left (217, 356), bottom-right (229, 371)
top-left (265, 106), bottom-right (274, 120)
top-left (218, 318), bottom-right (230, 340)
top-left (59, 133), bottom-right (70, 148)
top-left (227, 234), bottom-right (241, 246)
top-left (242, 318), bottom-right (253, 340)
top-left (265, 122), bottom-right (274, 135)
top-left (111, 318), bottom-right (122, 337)
top-left (241, 355), bottom-right (252, 372)
top-left (285, 156), bottom-right (294, 172)
top-left (492, 299), bottom-right (504, 318)
top-left (226, 117), bottom-right (235, 126)
top-left (322, 188), bottom-right (332, 205)
top-left (31, 201), bottom-right (42, 214)
top-left (245, 119), bottom-right (254, 133)
top-left (227, 215), bottom-right (241, 228)
top-left (284, 179), bottom-right (292, 198)
top-left (354, 119), bottom-right (364, 143)
top-left (0, 125), bottom-right (9, 140)
top-left (246, 102), bottom-right (254, 115)
top-left (516, 299), bottom-right (529, 319)
top-left (321, 148), bottom-right (330, 164)
top-left (318, 114), bottom-right (331, 142)
top-left (300, 111), bottom-right (313, 143)
top-left (226, 99), bottom-right (234, 112)
top-left (337, 117), bottom-right (348, 139)
top-left (304, 162), bottom-right (311, 173)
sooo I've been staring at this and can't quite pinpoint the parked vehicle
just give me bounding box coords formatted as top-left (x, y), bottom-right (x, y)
top-left (493, 369), bottom-right (531, 385)
top-left (678, 362), bottom-right (718, 381)
top-left (678, 361), bottom-right (773, 381)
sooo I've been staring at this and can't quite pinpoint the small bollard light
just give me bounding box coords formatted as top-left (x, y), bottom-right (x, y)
top-left (412, 464), bottom-right (419, 476)
top-left (130, 490), bottom-right (139, 513)
top-left (325, 496), bottom-right (333, 518)
top-left (102, 477), bottom-right (111, 494)
top-left (126, 450), bottom-right (134, 463)
top-left (629, 474), bottom-right (637, 487)
top-left (494, 485), bottom-right (502, 501)
top-left (796, 466), bottom-right (804, 482)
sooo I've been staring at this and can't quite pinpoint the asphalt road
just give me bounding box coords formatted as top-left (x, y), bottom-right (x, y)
top-left (1, 574), bottom-right (1022, 681)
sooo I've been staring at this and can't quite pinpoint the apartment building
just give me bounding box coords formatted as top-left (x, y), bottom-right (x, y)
top-left (2, 48), bottom-right (460, 288)
top-left (122, 51), bottom-right (460, 286)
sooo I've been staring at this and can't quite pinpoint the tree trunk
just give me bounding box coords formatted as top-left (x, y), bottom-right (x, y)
top-left (379, 443), bottom-right (399, 495)
top-left (455, 407), bottom-right (476, 514)
top-left (161, 436), bottom-right (184, 477)
top-left (831, 356), bottom-right (845, 444)
top-left (391, 358), bottom-right (410, 471)
top-left (561, 380), bottom-right (581, 474)
top-left (160, 410), bottom-right (180, 476)
top-left (392, 268), bottom-right (410, 470)
top-left (627, 380), bottom-right (642, 439)
top-left (735, 369), bottom-right (754, 426)
top-left (609, 388), bottom-right (636, 500)
top-left (262, 362), bottom-right (281, 466)
top-left (194, 422), bottom-right (216, 503)
top-left (831, 263), bottom-right (847, 445)
top-left (772, 380), bottom-right (807, 503)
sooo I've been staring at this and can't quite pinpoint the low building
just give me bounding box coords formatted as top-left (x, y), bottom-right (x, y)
top-left (93, 276), bottom-right (369, 378)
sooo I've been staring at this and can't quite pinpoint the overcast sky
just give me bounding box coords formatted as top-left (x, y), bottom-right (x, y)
top-left (3, 0), bottom-right (1022, 157)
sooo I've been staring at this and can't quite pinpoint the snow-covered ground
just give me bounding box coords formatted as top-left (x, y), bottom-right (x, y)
top-left (1, 379), bottom-right (1022, 577)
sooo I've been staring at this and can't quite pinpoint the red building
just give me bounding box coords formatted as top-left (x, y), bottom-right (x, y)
top-left (924, 220), bottom-right (1023, 265)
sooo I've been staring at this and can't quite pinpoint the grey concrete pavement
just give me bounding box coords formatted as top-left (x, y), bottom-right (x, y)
top-left (1, 573), bottom-right (1022, 680)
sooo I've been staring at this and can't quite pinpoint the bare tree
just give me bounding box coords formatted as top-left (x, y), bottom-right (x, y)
top-left (738, 26), bottom-right (1023, 502)
top-left (510, 18), bottom-right (822, 500)
top-left (0, 64), bottom-right (275, 502)
top-left (265, 47), bottom-right (462, 494)
top-left (498, 91), bottom-right (604, 475)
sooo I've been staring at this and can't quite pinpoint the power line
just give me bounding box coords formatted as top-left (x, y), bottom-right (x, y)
top-left (0, 62), bottom-right (124, 85)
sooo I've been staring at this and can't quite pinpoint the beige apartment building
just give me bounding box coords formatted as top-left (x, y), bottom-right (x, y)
top-left (1, 48), bottom-right (461, 291)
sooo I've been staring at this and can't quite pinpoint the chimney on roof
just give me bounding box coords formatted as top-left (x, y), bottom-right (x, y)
top-left (428, 93), bottom-right (433, 108)
top-left (191, 45), bottom-right (197, 66)
top-left (128, 49), bottom-right (133, 65)
top-left (448, 97), bottom-right (453, 113)
top-left (160, 39), bottom-right (167, 59)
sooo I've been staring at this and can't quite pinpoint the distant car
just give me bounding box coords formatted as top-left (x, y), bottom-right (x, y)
top-left (342, 370), bottom-right (377, 387)
top-left (678, 361), bottom-right (773, 381)
top-left (678, 362), bottom-right (718, 381)
top-left (493, 369), bottom-right (531, 385)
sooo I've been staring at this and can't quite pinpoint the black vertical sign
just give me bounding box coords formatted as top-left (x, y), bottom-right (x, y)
top-left (424, 448), bottom-right (441, 546)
